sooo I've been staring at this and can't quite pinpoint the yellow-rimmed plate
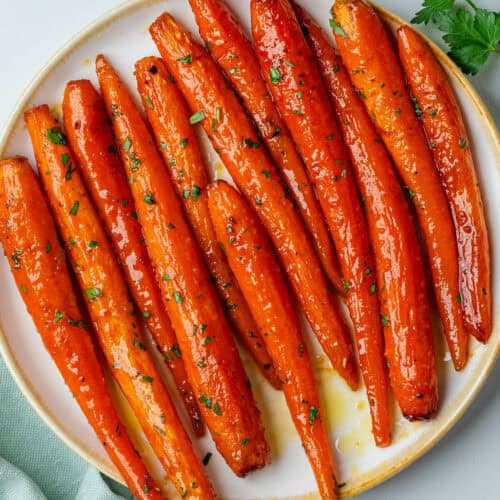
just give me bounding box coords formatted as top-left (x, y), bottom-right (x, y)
top-left (0, 1), bottom-right (498, 498)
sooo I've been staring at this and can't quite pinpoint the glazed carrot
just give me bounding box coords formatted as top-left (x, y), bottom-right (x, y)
top-left (189, 0), bottom-right (343, 292)
top-left (62, 79), bottom-right (204, 435)
top-left (251, 0), bottom-right (390, 438)
top-left (207, 180), bottom-right (339, 499)
top-left (397, 25), bottom-right (491, 343)
top-left (25, 105), bottom-right (215, 500)
top-left (134, 57), bottom-right (279, 388)
top-left (150, 13), bottom-right (358, 390)
top-left (333, 0), bottom-right (468, 371)
top-left (297, 6), bottom-right (438, 420)
top-left (96, 54), bottom-right (269, 477)
top-left (0, 157), bottom-right (162, 500)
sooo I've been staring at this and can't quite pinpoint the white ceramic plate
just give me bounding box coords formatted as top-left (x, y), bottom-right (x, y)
top-left (0, 1), bottom-right (499, 498)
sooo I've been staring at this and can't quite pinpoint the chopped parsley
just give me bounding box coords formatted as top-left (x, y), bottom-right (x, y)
top-left (85, 287), bottom-right (103, 301)
top-left (123, 137), bottom-right (132, 152)
top-left (143, 193), bottom-right (156, 205)
top-left (270, 67), bottom-right (282, 84)
top-left (189, 110), bottom-right (206, 125)
top-left (330, 13), bottom-right (348, 38)
top-left (171, 344), bottom-right (182, 359)
top-left (69, 201), bottom-right (80, 216)
top-left (177, 54), bottom-right (192, 64)
top-left (244, 138), bottom-right (260, 149)
top-left (54, 311), bottom-right (66, 324)
top-left (309, 406), bottom-right (318, 425)
top-left (47, 127), bottom-right (66, 145)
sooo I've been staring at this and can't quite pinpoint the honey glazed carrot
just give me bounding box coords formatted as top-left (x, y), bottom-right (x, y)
top-left (333, 0), bottom-right (468, 370)
top-left (251, 0), bottom-right (390, 439)
top-left (297, 5), bottom-right (438, 421)
top-left (397, 25), bottom-right (491, 343)
top-left (25, 104), bottom-right (215, 500)
top-left (149, 12), bottom-right (359, 390)
top-left (96, 54), bottom-right (270, 477)
top-left (62, 78), bottom-right (204, 435)
top-left (208, 179), bottom-right (340, 499)
top-left (0, 157), bottom-right (162, 500)
top-left (134, 56), bottom-right (279, 388)
top-left (189, 0), bottom-right (343, 292)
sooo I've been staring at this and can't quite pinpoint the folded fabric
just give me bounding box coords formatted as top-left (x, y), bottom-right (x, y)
top-left (0, 356), bottom-right (132, 500)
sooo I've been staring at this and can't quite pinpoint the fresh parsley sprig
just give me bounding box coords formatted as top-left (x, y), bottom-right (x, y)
top-left (412, 0), bottom-right (500, 75)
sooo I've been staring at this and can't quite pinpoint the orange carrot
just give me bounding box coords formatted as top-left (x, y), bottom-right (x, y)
top-left (0, 157), bottom-right (162, 500)
top-left (150, 12), bottom-right (358, 390)
top-left (25, 105), bottom-right (215, 499)
top-left (62, 79), bottom-right (204, 435)
top-left (208, 180), bottom-right (340, 499)
top-left (96, 54), bottom-right (270, 477)
top-left (397, 25), bottom-right (491, 343)
top-left (134, 57), bottom-right (279, 388)
top-left (297, 5), bottom-right (438, 420)
top-left (189, 0), bottom-right (343, 292)
top-left (251, 0), bottom-right (390, 438)
top-left (333, 0), bottom-right (468, 370)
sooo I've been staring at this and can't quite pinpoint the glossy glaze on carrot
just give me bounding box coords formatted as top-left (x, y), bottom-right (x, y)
top-left (95, 54), bottom-right (269, 477)
top-left (333, 0), bottom-right (468, 371)
top-left (207, 180), bottom-right (340, 499)
top-left (251, 0), bottom-right (389, 436)
top-left (0, 157), bottom-right (162, 500)
top-left (134, 57), bottom-right (279, 388)
top-left (150, 12), bottom-right (358, 390)
top-left (397, 25), bottom-right (491, 343)
top-left (297, 6), bottom-right (438, 420)
top-left (188, 0), bottom-right (342, 292)
top-left (62, 79), bottom-right (204, 435)
top-left (24, 105), bottom-right (214, 500)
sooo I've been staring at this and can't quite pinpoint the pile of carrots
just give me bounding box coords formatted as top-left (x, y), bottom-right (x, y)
top-left (0, 0), bottom-right (491, 498)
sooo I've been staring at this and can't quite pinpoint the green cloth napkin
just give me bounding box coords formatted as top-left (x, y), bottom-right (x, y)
top-left (0, 355), bottom-right (133, 500)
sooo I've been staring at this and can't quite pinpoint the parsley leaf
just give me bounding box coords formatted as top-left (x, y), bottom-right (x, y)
top-left (437, 7), bottom-right (500, 75)
top-left (412, 0), bottom-right (454, 24)
top-left (412, 0), bottom-right (500, 75)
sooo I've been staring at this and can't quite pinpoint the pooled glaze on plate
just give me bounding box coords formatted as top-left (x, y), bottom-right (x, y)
top-left (0, 1), bottom-right (498, 498)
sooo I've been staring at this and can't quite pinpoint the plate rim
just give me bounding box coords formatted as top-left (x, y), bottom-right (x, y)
top-left (0, 0), bottom-right (498, 497)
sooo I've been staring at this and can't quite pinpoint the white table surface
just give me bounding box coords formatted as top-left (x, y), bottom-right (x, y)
top-left (0, 1), bottom-right (498, 499)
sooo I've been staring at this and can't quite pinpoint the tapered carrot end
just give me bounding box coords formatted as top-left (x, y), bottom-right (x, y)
top-left (375, 433), bottom-right (391, 448)
top-left (149, 12), bottom-right (177, 42)
top-left (450, 341), bottom-right (469, 372)
top-left (344, 362), bottom-right (360, 391)
top-left (468, 315), bottom-right (492, 344)
top-left (135, 56), bottom-right (163, 74)
top-left (24, 104), bottom-right (49, 122)
top-left (134, 56), bottom-right (169, 86)
top-left (95, 53), bottom-right (108, 73)
top-left (149, 12), bottom-right (197, 63)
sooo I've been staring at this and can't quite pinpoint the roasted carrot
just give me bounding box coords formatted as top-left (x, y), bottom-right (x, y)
top-left (251, 0), bottom-right (390, 438)
top-left (333, 0), bottom-right (468, 370)
top-left (0, 157), bottom-right (162, 500)
top-left (397, 25), bottom-right (491, 343)
top-left (96, 54), bottom-right (269, 477)
top-left (188, 0), bottom-right (342, 293)
top-left (134, 57), bottom-right (279, 388)
top-left (62, 79), bottom-right (204, 435)
top-left (207, 180), bottom-right (339, 499)
top-left (150, 12), bottom-right (358, 390)
top-left (25, 105), bottom-right (215, 500)
top-left (297, 6), bottom-right (438, 420)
